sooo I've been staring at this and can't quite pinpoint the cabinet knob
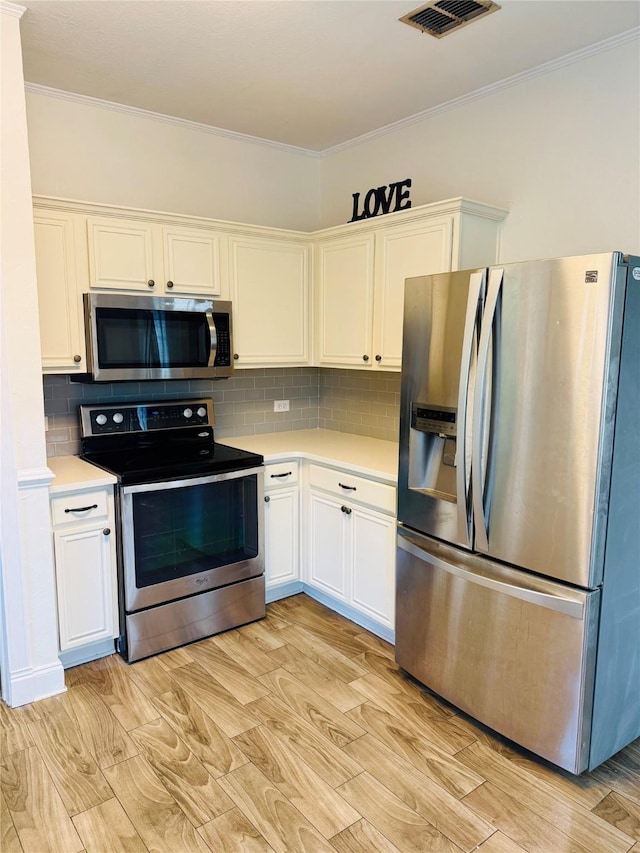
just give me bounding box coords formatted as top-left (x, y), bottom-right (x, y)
top-left (103, 528), bottom-right (111, 536)
top-left (167, 280), bottom-right (174, 289)
top-left (375, 354), bottom-right (382, 362)
top-left (233, 353), bottom-right (239, 360)
top-left (341, 505), bottom-right (352, 515)
top-left (73, 354), bottom-right (82, 363)
top-left (147, 279), bottom-right (155, 288)
top-left (362, 355), bottom-right (369, 362)
top-left (264, 496), bottom-right (270, 503)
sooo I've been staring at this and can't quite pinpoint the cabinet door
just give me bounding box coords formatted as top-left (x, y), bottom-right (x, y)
top-left (87, 216), bottom-right (157, 292)
top-left (315, 234), bottom-right (375, 367)
top-left (373, 217), bottom-right (453, 370)
top-left (308, 490), bottom-right (348, 600)
top-left (351, 504), bottom-right (396, 629)
top-left (163, 226), bottom-right (225, 297)
top-left (53, 524), bottom-right (117, 650)
top-left (264, 487), bottom-right (299, 588)
top-left (229, 236), bottom-right (309, 366)
top-left (33, 212), bottom-right (86, 373)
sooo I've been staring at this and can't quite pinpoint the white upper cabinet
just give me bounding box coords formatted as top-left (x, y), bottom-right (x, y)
top-left (229, 235), bottom-right (309, 367)
top-left (162, 226), bottom-right (224, 296)
top-left (373, 217), bottom-right (452, 370)
top-left (34, 211), bottom-right (87, 373)
top-left (87, 216), bottom-right (226, 297)
top-left (315, 233), bottom-right (376, 367)
top-left (313, 199), bottom-right (506, 371)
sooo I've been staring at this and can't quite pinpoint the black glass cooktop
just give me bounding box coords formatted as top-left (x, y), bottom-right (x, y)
top-left (82, 428), bottom-right (263, 486)
top-left (79, 398), bottom-right (262, 486)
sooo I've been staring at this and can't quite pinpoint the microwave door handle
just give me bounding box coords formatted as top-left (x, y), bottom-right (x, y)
top-left (206, 310), bottom-right (217, 368)
top-left (472, 267), bottom-right (503, 552)
top-left (456, 270), bottom-right (485, 546)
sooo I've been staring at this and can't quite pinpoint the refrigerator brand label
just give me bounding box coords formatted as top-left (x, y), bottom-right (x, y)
top-left (632, 267), bottom-right (640, 280)
top-left (585, 270), bottom-right (599, 283)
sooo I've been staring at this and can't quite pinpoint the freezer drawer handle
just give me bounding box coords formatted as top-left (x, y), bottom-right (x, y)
top-left (397, 532), bottom-right (586, 619)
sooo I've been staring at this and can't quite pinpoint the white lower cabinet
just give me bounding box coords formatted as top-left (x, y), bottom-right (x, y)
top-left (306, 463), bottom-right (396, 639)
top-left (50, 487), bottom-right (118, 665)
top-left (263, 462), bottom-right (302, 601)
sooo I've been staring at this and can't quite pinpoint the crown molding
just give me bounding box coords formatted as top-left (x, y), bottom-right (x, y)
top-left (322, 27), bottom-right (640, 156)
top-left (1, 1), bottom-right (25, 18)
top-left (23, 83), bottom-right (322, 160)
top-left (24, 26), bottom-right (638, 158)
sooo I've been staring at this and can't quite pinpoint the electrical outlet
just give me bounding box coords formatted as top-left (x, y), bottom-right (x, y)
top-left (274, 400), bottom-right (290, 412)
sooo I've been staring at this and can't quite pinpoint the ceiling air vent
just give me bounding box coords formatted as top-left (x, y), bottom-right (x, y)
top-left (400, 0), bottom-right (500, 38)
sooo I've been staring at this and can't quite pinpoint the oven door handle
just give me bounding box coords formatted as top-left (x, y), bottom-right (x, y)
top-left (121, 465), bottom-right (264, 495)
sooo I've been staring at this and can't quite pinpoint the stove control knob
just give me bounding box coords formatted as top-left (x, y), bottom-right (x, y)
top-left (96, 414), bottom-right (107, 426)
top-left (113, 413), bottom-right (124, 424)
top-left (197, 406), bottom-right (206, 418)
top-left (183, 408), bottom-right (193, 419)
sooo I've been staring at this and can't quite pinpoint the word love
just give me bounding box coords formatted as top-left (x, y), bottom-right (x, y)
top-left (349, 178), bottom-right (412, 222)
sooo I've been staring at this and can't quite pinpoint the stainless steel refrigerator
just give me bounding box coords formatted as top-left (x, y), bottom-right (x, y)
top-left (396, 252), bottom-right (640, 774)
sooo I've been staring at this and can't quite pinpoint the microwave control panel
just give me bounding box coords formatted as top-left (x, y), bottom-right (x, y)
top-left (213, 313), bottom-right (231, 367)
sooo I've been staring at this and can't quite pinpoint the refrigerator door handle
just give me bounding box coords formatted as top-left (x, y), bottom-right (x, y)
top-left (397, 530), bottom-right (585, 619)
top-left (472, 267), bottom-right (503, 552)
top-left (456, 270), bottom-right (485, 547)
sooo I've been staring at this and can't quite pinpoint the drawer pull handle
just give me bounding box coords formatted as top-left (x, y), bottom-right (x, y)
top-left (64, 503), bottom-right (98, 513)
top-left (338, 482), bottom-right (357, 491)
top-left (341, 505), bottom-right (352, 515)
top-left (270, 472), bottom-right (292, 478)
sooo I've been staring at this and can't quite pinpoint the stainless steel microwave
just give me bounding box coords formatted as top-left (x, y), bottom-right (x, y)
top-left (82, 293), bottom-right (234, 382)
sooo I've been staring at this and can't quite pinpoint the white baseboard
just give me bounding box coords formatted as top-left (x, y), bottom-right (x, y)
top-left (5, 659), bottom-right (66, 707)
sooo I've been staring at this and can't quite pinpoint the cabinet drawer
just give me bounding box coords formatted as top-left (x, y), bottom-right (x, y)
top-left (264, 461), bottom-right (299, 489)
top-left (308, 464), bottom-right (395, 514)
top-left (51, 489), bottom-right (109, 526)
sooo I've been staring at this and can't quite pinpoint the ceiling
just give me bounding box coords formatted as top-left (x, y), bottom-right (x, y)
top-left (18, 0), bottom-right (640, 153)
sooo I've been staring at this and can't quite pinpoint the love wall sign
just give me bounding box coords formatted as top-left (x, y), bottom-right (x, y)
top-left (349, 178), bottom-right (412, 223)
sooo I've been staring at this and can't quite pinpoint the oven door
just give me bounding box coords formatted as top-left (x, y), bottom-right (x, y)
top-left (120, 467), bottom-right (264, 611)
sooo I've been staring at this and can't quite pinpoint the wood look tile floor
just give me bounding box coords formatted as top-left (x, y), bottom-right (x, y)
top-left (1, 594), bottom-right (639, 853)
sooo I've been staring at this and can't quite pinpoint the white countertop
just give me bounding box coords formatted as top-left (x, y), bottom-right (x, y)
top-left (219, 429), bottom-right (399, 483)
top-left (48, 455), bottom-right (117, 493)
top-left (47, 429), bottom-right (399, 492)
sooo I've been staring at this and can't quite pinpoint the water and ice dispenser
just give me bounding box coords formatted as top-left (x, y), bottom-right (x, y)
top-left (408, 402), bottom-right (458, 501)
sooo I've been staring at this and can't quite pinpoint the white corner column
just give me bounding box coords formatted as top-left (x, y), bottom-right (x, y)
top-left (0, 2), bottom-right (65, 705)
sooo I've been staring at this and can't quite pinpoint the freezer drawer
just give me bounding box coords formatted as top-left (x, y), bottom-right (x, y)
top-left (396, 527), bottom-right (600, 774)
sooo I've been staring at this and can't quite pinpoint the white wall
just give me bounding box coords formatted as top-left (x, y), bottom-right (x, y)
top-left (319, 38), bottom-right (640, 262)
top-left (1, 1), bottom-right (65, 706)
top-left (26, 92), bottom-right (321, 231)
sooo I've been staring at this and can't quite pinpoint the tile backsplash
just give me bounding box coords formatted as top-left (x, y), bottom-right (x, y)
top-left (43, 368), bottom-right (401, 457)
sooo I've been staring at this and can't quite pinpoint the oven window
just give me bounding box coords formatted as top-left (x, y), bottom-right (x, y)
top-left (132, 475), bottom-right (258, 587)
top-left (95, 307), bottom-right (209, 368)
